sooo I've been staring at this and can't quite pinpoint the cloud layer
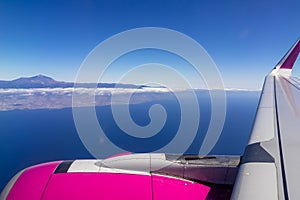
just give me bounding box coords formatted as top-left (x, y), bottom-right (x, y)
top-left (0, 87), bottom-right (260, 111)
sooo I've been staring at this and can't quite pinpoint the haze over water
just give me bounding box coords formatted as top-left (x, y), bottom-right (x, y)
top-left (0, 90), bottom-right (260, 191)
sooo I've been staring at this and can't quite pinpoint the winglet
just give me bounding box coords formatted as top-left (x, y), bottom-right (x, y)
top-left (275, 38), bottom-right (300, 70)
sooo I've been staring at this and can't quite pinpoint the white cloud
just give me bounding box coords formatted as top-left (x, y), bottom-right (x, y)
top-left (0, 87), bottom-right (173, 95)
top-left (0, 87), bottom-right (261, 97)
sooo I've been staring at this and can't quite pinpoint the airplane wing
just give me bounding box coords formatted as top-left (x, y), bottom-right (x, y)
top-left (231, 38), bottom-right (300, 199)
top-left (1, 39), bottom-right (299, 200)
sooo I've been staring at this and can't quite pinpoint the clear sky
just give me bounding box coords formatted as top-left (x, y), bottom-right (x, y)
top-left (0, 0), bottom-right (299, 89)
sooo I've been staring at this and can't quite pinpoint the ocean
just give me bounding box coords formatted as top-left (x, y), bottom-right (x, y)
top-left (0, 91), bottom-right (260, 192)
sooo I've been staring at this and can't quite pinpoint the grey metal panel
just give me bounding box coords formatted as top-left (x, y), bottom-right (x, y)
top-left (233, 74), bottom-right (300, 199)
top-left (68, 160), bottom-right (101, 172)
top-left (231, 163), bottom-right (278, 200)
top-left (100, 153), bottom-right (152, 172)
top-left (66, 154), bottom-right (240, 184)
top-left (232, 74), bottom-right (281, 199)
top-left (231, 73), bottom-right (281, 200)
top-left (274, 75), bottom-right (300, 199)
top-left (261, 137), bottom-right (285, 199)
top-left (248, 75), bottom-right (275, 144)
top-left (184, 165), bottom-right (237, 184)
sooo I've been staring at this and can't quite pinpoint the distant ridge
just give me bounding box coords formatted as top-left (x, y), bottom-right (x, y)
top-left (0, 75), bottom-right (72, 88)
top-left (0, 75), bottom-right (141, 89)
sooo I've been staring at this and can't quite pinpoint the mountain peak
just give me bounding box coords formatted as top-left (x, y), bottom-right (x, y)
top-left (29, 74), bottom-right (56, 82)
top-left (0, 75), bottom-right (72, 88)
top-left (0, 75), bottom-right (140, 89)
top-left (34, 74), bottom-right (52, 78)
top-left (13, 74), bottom-right (57, 85)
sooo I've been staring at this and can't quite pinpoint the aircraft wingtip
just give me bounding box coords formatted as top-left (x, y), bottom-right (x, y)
top-left (277, 38), bottom-right (300, 70)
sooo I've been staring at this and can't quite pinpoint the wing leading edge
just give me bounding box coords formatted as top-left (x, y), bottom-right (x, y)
top-left (232, 38), bottom-right (300, 200)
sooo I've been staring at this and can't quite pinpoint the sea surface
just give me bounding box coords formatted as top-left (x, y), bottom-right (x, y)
top-left (0, 91), bottom-right (260, 192)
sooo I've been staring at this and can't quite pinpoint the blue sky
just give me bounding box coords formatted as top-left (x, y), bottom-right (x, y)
top-left (0, 0), bottom-right (299, 89)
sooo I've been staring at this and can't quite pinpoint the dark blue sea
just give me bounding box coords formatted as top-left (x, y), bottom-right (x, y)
top-left (0, 91), bottom-right (260, 192)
